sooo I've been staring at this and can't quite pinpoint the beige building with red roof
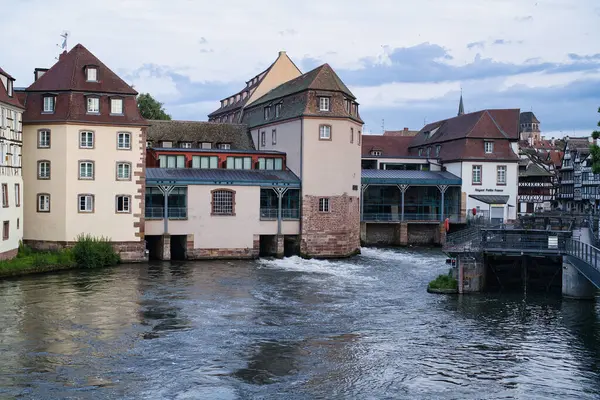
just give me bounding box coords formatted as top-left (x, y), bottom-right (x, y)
top-left (18, 44), bottom-right (148, 261)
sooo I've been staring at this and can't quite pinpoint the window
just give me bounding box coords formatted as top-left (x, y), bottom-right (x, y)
top-left (180, 142), bottom-right (192, 149)
top-left (319, 97), bottom-right (330, 111)
top-left (80, 131), bottom-right (94, 148)
top-left (211, 189), bottom-right (235, 215)
top-left (43, 96), bottom-right (55, 113)
top-left (2, 221), bottom-right (8, 241)
top-left (272, 129), bottom-right (277, 145)
top-left (261, 131), bottom-right (266, 146)
top-left (116, 195), bottom-right (131, 213)
top-left (116, 162), bottom-right (131, 180)
top-left (1, 184), bottom-right (7, 207)
top-left (78, 194), bottom-right (94, 213)
top-left (264, 107), bottom-right (271, 120)
top-left (318, 198), bottom-right (330, 212)
top-left (484, 141), bottom-right (494, 154)
top-left (14, 184), bottom-right (20, 207)
top-left (37, 193), bottom-right (50, 212)
top-left (161, 141), bottom-right (173, 148)
top-left (258, 158), bottom-right (283, 170)
top-left (218, 143), bottom-right (231, 150)
top-left (426, 147), bottom-right (431, 157)
top-left (7, 80), bottom-right (13, 97)
top-left (192, 155), bottom-right (219, 169)
top-left (472, 165), bottom-right (482, 184)
top-left (38, 160), bottom-right (50, 179)
top-left (158, 155), bottom-right (186, 168)
top-left (117, 132), bottom-right (131, 149)
top-left (436, 145), bottom-right (441, 157)
top-left (345, 99), bottom-right (350, 113)
top-left (350, 128), bottom-right (354, 143)
top-left (371, 150), bottom-right (382, 156)
top-left (319, 125), bottom-right (331, 140)
top-left (358, 130), bottom-right (361, 145)
top-left (418, 148), bottom-right (423, 156)
top-left (201, 142), bottom-right (212, 149)
top-left (226, 156), bottom-right (252, 170)
top-left (86, 67), bottom-right (97, 82)
top-left (275, 103), bottom-right (281, 118)
top-left (110, 98), bottom-right (123, 114)
top-left (79, 161), bottom-right (94, 180)
top-left (87, 97), bottom-right (100, 113)
top-left (146, 141), bottom-right (153, 148)
top-left (497, 165), bottom-right (507, 185)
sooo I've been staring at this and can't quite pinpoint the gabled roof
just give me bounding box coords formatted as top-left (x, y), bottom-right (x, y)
top-left (26, 44), bottom-right (137, 95)
top-left (0, 67), bottom-right (14, 80)
top-left (520, 111), bottom-right (540, 124)
top-left (383, 129), bottom-right (418, 137)
top-left (362, 135), bottom-right (413, 157)
top-left (519, 162), bottom-right (552, 177)
top-left (566, 137), bottom-right (591, 151)
top-left (250, 64), bottom-right (355, 108)
top-left (0, 67), bottom-right (24, 109)
top-left (147, 120), bottom-right (254, 150)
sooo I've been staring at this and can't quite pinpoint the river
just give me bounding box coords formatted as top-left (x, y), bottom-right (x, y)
top-left (0, 247), bottom-right (599, 399)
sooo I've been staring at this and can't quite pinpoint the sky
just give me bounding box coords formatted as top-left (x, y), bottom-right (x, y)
top-left (4, 0), bottom-right (600, 137)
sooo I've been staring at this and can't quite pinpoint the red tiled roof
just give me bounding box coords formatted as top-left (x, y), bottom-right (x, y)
top-left (0, 74), bottom-right (24, 109)
top-left (383, 129), bottom-right (418, 137)
top-left (26, 44), bottom-right (137, 94)
top-left (0, 67), bottom-right (15, 80)
top-left (362, 135), bottom-right (413, 157)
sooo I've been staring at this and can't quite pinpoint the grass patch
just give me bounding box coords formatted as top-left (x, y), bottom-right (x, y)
top-left (428, 272), bottom-right (458, 291)
top-left (0, 236), bottom-right (120, 278)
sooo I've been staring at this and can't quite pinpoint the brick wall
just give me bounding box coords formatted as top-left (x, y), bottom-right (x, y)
top-left (0, 248), bottom-right (18, 261)
top-left (133, 127), bottom-right (147, 242)
top-left (407, 224), bottom-right (439, 245)
top-left (300, 194), bottom-right (360, 258)
top-left (363, 223), bottom-right (397, 245)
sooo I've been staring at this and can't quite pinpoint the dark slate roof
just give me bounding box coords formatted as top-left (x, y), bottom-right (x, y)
top-left (361, 169), bottom-right (461, 185)
top-left (362, 135), bottom-right (413, 157)
top-left (566, 137), bottom-right (591, 150)
top-left (146, 168), bottom-right (300, 187)
top-left (519, 162), bottom-right (552, 177)
top-left (520, 111), bottom-right (540, 124)
top-left (151, 147), bottom-right (284, 155)
top-left (147, 120), bottom-right (254, 150)
top-left (468, 194), bottom-right (510, 204)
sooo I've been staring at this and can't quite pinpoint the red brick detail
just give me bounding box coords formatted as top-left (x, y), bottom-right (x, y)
top-left (135, 127), bottom-right (147, 239)
top-left (300, 194), bottom-right (360, 258)
top-left (23, 240), bottom-right (147, 262)
top-left (0, 247), bottom-right (18, 261)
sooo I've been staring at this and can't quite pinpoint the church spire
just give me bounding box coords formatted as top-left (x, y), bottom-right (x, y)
top-left (458, 89), bottom-right (465, 116)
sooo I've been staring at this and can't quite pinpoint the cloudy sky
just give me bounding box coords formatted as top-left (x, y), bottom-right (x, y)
top-left (4, 0), bottom-right (599, 136)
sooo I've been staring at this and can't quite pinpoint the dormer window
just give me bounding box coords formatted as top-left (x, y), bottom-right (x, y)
top-left (43, 96), bottom-right (55, 113)
top-left (7, 80), bottom-right (13, 97)
top-left (86, 97), bottom-right (100, 114)
top-left (436, 145), bottom-right (441, 157)
top-left (264, 106), bottom-right (271, 120)
top-left (345, 99), bottom-right (350, 113)
top-left (371, 150), bottom-right (382, 156)
top-left (319, 97), bottom-right (330, 112)
top-left (110, 98), bottom-right (123, 115)
top-left (418, 148), bottom-right (423, 156)
top-left (275, 103), bottom-right (281, 118)
top-left (484, 141), bottom-right (494, 153)
top-left (86, 67), bottom-right (97, 82)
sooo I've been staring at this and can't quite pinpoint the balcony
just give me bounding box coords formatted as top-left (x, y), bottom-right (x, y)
top-left (260, 208), bottom-right (300, 220)
top-left (145, 207), bottom-right (187, 219)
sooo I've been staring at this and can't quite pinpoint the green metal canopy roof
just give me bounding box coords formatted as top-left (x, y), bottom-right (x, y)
top-left (361, 169), bottom-right (462, 185)
top-left (146, 168), bottom-right (300, 187)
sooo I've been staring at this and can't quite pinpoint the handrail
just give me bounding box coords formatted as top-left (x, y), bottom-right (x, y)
top-left (565, 239), bottom-right (600, 273)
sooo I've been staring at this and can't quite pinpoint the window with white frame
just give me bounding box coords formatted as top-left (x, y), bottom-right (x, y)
top-left (37, 193), bottom-right (50, 212)
top-left (87, 97), bottom-right (99, 113)
top-left (1, 184), bottom-right (7, 207)
top-left (319, 97), bottom-right (330, 111)
top-left (264, 107), bottom-right (270, 120)
top-left (370, 150), bottom-right (382, 156)
top-left (226, 156), bottom-right (252, 170)
top-left (497, 165), bottom-right (507, 185)
top-left (275, 103), bottom-right (281, 118)
top-left (86, 67), bottom-right (97, 82)
top-left (211, 189), bottom-right (234, 215)
top-left (38, 161), bottom-right (50, 179)
top-left (180, 142), bottom-right (192, 149)
top-left (484, 141), bottom-right (494, 154)
top-left (116, 195), bottom-right (131, 213)
top-left (319, 125), bottom-right (331, 140)
top-left (79, 161), bottom-right (94, 179)
top-left (80, 131), bottom-right (94, 148)
top-left (7, 80), bottom-right (13, 97)
top-left (110, 98), bottom-right (123, 114)
top-left (158, 155), bottom-right (186, 168)
top-left (14, 183), bottom-right (20, 207)
top-left (218, 143), bottom-right (231, 150)
top-left (261, 131), bottom-right (266, 146)
top-left (43, 96), bottom-right (55, 113)
top-left (201, 142), bottom-right (212, 149)
top-left (192, 155), bottom-right (219, 169)
top-left (78, 194), bottom-right (94, 213)
top-left (272, 129), bottom-right (277, 145)
top-left (318, 197), bottom-right (330, 212)
top-left (117, 132), bottom-right (131, 149)
top-left (258, 157), bottom-right (283, 170)
top-left (116, 162), bottom-right (131, 180)
top-left (350, 128), bottom-right (354, 143)
top-left (472, 165), bottom-right (482, 184)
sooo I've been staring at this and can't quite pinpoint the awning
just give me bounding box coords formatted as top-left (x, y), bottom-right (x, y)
top-left (469, 194), bottom-right (510, 205)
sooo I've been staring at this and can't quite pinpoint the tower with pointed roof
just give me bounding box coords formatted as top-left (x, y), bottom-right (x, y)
top-left (519, 111), bottom-right (541, 143)
top-left (242, 63), bottom-right (363, 257)
top-left (19, 44), bottom-right (148, 260)
top-left (0, 67), bottom-right (25, 260)
top-left (458, 92), bottom-right (465, 116)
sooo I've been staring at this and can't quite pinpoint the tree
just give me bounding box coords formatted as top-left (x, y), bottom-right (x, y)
top-left (136, 93), bottom-right (172, 120)
top-left (591, 107), bottom-right (600, 174)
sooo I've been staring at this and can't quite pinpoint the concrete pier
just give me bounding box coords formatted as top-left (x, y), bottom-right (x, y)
top-left (562, 228), bottom-right (597, 300)
top-left (158, 234), bottom-right (171, 261)
top-left (458, 255), bottom-right (485, 293)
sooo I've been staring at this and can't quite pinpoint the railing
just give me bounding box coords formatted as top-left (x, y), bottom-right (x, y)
top-left (482, 230), bottom-right (571, 253)
top-left (361, 213), bottom-right (463, 222)
top-left (145, 207), bottom-right (187, 219)
top-left (260, 208), bottom-right (300, 220)
top-left (566, 239), bottom-right (600, 272)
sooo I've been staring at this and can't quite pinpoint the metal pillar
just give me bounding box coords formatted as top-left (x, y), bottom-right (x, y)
top-left (360, 184), bottom-right (369, 221)
top-left (273, 187), bottom-right (288, 235)
top-left (437, 185), bottom-right (449, 222)
top-left (157, 185), bottom-right (175, 234)
top-left (397, 185), bottom-right (409, 221)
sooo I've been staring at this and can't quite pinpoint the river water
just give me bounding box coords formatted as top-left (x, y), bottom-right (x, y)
top-left (0, 247), bottom-right (599, 399)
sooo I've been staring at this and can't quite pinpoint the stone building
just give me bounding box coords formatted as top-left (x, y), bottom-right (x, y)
top-left (519, 111), bottom-right (541, 143)
top-left (0, 67), bottom-right (24, 260)
top-left (18, 44), bottom-right (148, 261)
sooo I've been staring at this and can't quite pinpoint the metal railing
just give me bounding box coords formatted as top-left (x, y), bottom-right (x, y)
top-left (260, 208), bottom-right (300, 220)
top-left (481, 230), bottom-right (571, 253)
top-left (145, 207), bottom-right (187, 219)
top-left (566, 239), bottom-right (600, 272)
top-left (361, 213), bottom-right (462, 222)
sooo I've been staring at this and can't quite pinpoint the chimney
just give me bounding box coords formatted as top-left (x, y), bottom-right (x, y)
top-left (279, 51), bottom-right (286, 56)
top-left (34, 68), bottom-right (49, 81)
top-left (59, 50), bottom-right (67, 61)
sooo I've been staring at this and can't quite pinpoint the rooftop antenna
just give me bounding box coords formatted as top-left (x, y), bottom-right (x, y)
top-left (381, 119), bottom-right (385, 133)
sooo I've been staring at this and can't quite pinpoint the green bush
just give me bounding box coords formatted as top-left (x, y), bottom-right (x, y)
top-left (428, 273), bottom-right (458, 290)
top-left (72, 234), bottom-right (120, 269)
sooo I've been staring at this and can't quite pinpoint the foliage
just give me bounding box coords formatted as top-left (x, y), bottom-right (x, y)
top-left (0, 243), bottom-right (75, 277)
top-left (591, 107), bottom-right (600, 174)
top-left (428, 272), bottom-right (458, 290)
top-left (72, 234), bottom-right (120, 269)
top-left (136, 93), bottom-right (172, 120)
